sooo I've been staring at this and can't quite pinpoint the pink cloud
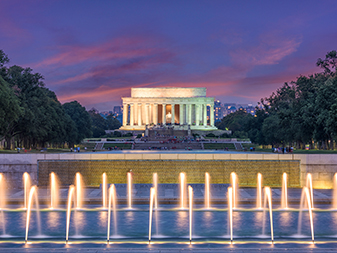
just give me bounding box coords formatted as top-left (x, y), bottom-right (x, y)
top-left (34, 37), bottom-right (165, 68)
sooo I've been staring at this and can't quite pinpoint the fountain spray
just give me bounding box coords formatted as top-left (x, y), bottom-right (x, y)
top-left (188, 185), bottom-right (193, 244)
top-left (230, 172), bottom-right (238, 209)
top-left (23, 172), bottom-right (31, 210)
top-left (107, 184), bottom-right (117, 242)
top-left (281, 173), bottom-right (288, 209)
top-left (262, 187), bottom-right (274, 243)
top-left (25, 186), bottom-right (41, 243)
top-left (127, 172), bottom-right (132, 209)
top-left (205, 172), bottom-right (210, 209)
top-left (228, 187), bottom-right (233, 243)
top-left (50, 172), bottom-right (59, 209)
top-left (102, 172), bottom-right (107, 209)
top-left (256, 173), bottom-right (263, 209)
top-left (148, 187), bottom-right (155, 243)
top-left (66, 185), bottom-right (75, 243)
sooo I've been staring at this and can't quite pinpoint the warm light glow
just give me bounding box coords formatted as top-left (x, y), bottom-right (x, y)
top-left (306, 173), bottom-right (314, 209)
top-left (228, 187), bottom-right (233, 242)
top-left (263, 187), bottom-right (274, 242)
top-left (205, 172), bottom-right (210, 209)
top-left (127, 172), bottom-right (132, 209)
top-left (230, 172), bottom-right (238, 209)
top-left (25, 186), bottom-right (37, 242)
top-left (75, 173), bottom-right (82, 209)
top-left (281, 173), bottom-right (288, 209)
top-left (188, 185), bottom-right (193, 243)
top-left (304, 186), bottom-right (315, 242)
top-left (66, 185), bottom-right (75, 242)
top-left (50, 172), bottom-right (59, 209)
top-left (23, 172), bottom-right (30, 209)
top-left (107, 184), bottom-right (117, 241)
top-left (180, 173), bottom-right (186, 209)
top-left (148, 187), bottom-right (155, 242)
top-left (257, 173), bottom-right (262, 209)
top-left (153, 173), bottom-right (158, 210)
top-left (102, 173), bottom-right (107, 209)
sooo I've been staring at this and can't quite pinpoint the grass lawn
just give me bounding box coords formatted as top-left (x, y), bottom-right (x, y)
top-left (203, 143), bottom-right (236, 150)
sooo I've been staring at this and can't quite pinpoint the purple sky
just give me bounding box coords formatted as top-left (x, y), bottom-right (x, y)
top-left (1, 0), bottom-right (337, 111)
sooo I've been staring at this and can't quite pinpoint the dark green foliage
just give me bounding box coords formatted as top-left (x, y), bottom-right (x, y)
top-left (63, 101), bottom-right (92, 146)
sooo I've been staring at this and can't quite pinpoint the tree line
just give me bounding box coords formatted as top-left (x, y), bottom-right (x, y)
top-left (216, 50), bottom-right (337, 150)
top-left (0, 50), bottom-right (120, 150)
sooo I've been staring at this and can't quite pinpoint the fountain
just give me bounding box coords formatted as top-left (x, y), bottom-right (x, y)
top-left (25, 185), bottom-right (41, 242)
top-left (153, 173), bottom-right (158, 209)
top-left (188, 185), bottom-right (193, 243)
top-left (23, 172), bottom-right (31, 209)
top-left (262, 186), bottom-right (274, 242)
top-left (2, 170), bottom-right (337, 249)
top-left (66, 185), bottom-right (75, 242)
top-left (256, 173), bottom-right (263, 209)
top-left (107, 184), bottom-right (117, 241)
top-left (180, 172), bottom-right (186, 209)
top-left (102, 172), bottom-right (107, 209)
top-left (50, 172), bottom-right (59, 209)
top-left (281, 172), bottom-right (288, 209)
top-left (205, 172), bottom-right (210, 209)
top-left (148, 187), bottom-right (155, 243)
top-left (127, 172), bottom-right (132, 209)
top-left (227, 186), bottom-right (233, 242)
top-left (297, 186), bottom-right (315, 242)
top-left (306, 173), bottom-right (314, 209)
top-left (230, 172), bottom-right (238, 209)
top-left (75, 172), bottom-right (83, 209)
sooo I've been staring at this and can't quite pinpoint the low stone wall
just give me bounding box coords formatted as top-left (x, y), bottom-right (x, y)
top-left (0, 152), bottom-right (336, 189)
top-left (38, 159), bottom-right (300, 187)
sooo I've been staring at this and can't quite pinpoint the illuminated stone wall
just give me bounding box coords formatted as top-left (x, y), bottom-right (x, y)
top-left (38, 160), bottom-right (300, 187)
top-left (131, 87), bottom-right (206, 98)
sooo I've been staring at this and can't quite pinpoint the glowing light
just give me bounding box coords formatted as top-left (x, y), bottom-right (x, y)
top-left (148, 187), bottom-right (155, 242)
top-left (127, 172), bottom-right (132, 209)
top-left (256, 173), bottom-right (262, 209)
top-left (205, 172), bottom-right (210, 209)
top-left (102, 173), bottom-right (107, 209)
top-left (66, 185), bottom-right (75, 242)
top-left (180, 173), bottom-right (186, 209)
top-left (281, 173), bottom-right (288, 209)
top-left (188, 185), bottom-right (193, 243)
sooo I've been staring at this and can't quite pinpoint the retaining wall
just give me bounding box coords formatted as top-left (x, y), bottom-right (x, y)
top-left (0, 152), bottom-right (336, 189)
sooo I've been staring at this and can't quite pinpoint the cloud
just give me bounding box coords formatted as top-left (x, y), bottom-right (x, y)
top-left (230, 37), bottom-right (302, 66)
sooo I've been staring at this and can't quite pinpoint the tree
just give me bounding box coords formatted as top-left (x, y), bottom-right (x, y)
top-left (216, 110), bottom-right (253, 138)
top-left (89, 110), bottom-right (106, 138)
top-left (63, 101), bottom-right (92, 146)
top-left (0, 76), bottom-right (22, 146)
top-left (106, 113), bottom-right (121, 130)
top-left (316, 50), bottom-right (337, 76)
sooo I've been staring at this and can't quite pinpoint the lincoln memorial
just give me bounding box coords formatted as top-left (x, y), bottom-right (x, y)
top-left (119, 87), bottom-right (217, 131)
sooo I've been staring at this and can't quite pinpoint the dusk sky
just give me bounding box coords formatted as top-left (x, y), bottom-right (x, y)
top-left (1, 0), bottom-right (337, 111)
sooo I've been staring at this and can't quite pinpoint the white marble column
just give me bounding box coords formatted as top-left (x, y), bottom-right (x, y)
top-left (188, 104), bottom-right (192, 125)
top-left (154, 103), bottom-right (158, 125)
top-left (203, 104), bottom-right (207, 126)
top-left (138, 103), bottom-right (142, 126)
top-left (179, 104), bottom-right (184, 125)
top-left (210, 104), bottom-right (214, 126)
top-left (195, 104), bottom-right (200, 126)
top-left (122, 103), bottom-right (128, 126)
top-left (145, 103), bottom-right (149, 125)
top-left (171, 103), bottom-right (175, 124)
top-left (149, 104), bottom-right (153, 124)
top-left (130, 103), bottom-right (134, 126)
top-left (162, 103), bottom-right (166, 125)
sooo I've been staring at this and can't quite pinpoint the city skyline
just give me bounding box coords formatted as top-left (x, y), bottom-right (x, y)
top-left (1, 0), bottom-right (337, 110)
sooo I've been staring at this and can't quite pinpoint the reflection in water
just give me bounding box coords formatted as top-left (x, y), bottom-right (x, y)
top-left (203, 211), bottom-right (213, 229)
top-left (47, 212), bottom-right (61, 230)
top-left (279, 212), bottom-right (291, 227)
top-left (74, 211), bottom-right (86, 235)
top-left (176, 211), bottom-right (188, 231)
top-left (233, 211), bottom-right (242, 235)
top-left (99, 211), bottom-right (108, 228)
top-left (253, 211), bottom-right (263, 230)
top-left (125, 211), bottom-right (135, 224)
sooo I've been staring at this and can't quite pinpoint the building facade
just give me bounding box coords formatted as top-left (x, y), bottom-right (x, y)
top-left (119, 87), bottom-right (217, 130)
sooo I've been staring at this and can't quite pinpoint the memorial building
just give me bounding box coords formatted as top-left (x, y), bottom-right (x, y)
top-left (119, 87), bottom-right (217, 131)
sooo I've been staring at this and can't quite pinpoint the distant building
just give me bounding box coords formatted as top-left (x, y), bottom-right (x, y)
top-left (113, 106), bottom-right (122, 115)
top-left (214, 100), bottom-right (222, 122)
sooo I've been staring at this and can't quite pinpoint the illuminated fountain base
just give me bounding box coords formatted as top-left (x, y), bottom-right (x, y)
top-left (1, 204), bottom-right (337, 249)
